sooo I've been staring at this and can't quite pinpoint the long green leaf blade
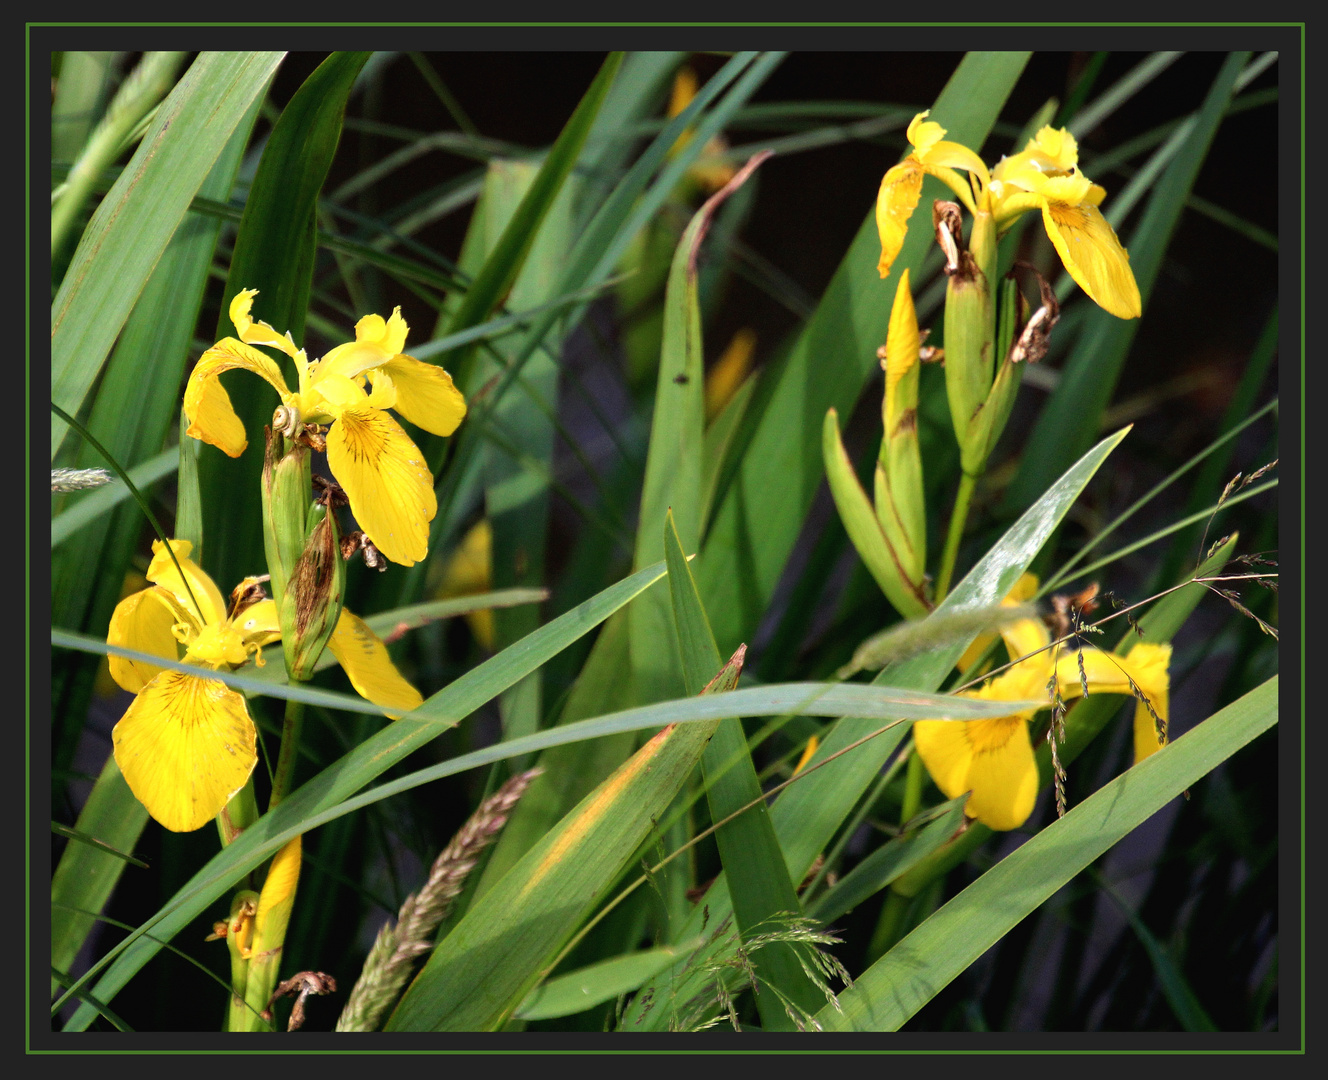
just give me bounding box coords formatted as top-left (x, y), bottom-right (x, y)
top-left (666, 512), bottom-right (821, 1029)
top-left (51, 51), bottom-right (285, 460)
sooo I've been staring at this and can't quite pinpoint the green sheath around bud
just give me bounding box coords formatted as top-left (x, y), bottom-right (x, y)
top-left (261, 428), bottom-right (311, 616)
top-left (281, 501), bottom-right (346, 682)
top-left (876, 270), bottom-right (928, 589)
top-left (823, 408), bottom-right (929, 619)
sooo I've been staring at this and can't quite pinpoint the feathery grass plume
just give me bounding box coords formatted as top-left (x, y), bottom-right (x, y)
top-left (659, 914), bottom-right (849, 1033)
top-left (335, 767), bottom-right (542, 1032)
top-left (51, 467), bottom-right (114, 492)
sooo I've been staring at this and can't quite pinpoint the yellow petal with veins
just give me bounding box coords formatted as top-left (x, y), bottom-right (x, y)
top-left (1040, 199), bottom-right (1142, 319)
top-left (962, 715), bottom-right (1040, 831)
top-left (326, 609), bottom-right (424, 717)
top-left (326, 407), bottom-right (436, 566)
top-left (914, 712), bottom-right (1040, 831)
top-left (380, 354), bottom-right (467, 436)
top-left (112, 672), bottom-right (257, 832)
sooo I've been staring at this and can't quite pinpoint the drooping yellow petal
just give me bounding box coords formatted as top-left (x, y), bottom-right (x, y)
top-left (436, 519), bottom-right (495, 649)
top-left (111, 672), bottom-right (258, 833)
top-left (913, 718), bottom-right (977, 800)
top-left (876, 159), bottom-right (924, 279)
top-left (1123, 643), bottom-right (1172, 762)
top-left (1040, 199), bottom-right (1142, 319)
top-left (325, 407), bottom-right (437, 567)
top-left (229, 288), bottom-right (301, 360)
top-left (145, 539), bottom-right (228, 628)
top-left (107, 587), bottom-right (181, 693)
top-left (379, 354), bottom-right (467, 437)
top-left (184, 338), bottom-right (294, 457)
top-left (235, 598), bottom-right (282, 649)
top-left (326, 609), bottom-right (424, 717)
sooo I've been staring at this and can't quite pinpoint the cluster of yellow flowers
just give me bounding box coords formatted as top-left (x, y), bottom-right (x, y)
top-left (876, 111), bottom-right (1141, 320)
top-left (110, 295), bottom-right (462, 833)
top-left (872, 116), bottom-right (1164, 831)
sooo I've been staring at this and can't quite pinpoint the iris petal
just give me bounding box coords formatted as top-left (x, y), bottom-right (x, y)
top-left (326, 609), bottom-right (425, 717)
top-left (112, 672), bottom-right (258, 833)
top-left (184, 338), bottom-right (293, 457)
top-left (325, 407), bottom-right (436, 567)
top-left (1040, 200), bottom-right (1142, 319)
top-left (380, 354), bottom-right (467, 436)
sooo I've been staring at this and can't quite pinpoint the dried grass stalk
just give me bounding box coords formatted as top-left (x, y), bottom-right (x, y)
top-left (335, 767), bottom-right (542, 1032)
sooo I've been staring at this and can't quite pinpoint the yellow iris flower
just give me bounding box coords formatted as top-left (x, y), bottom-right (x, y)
top-left (913, 575), bottom-right (1170, 831)
top-left (108, 540), bottom-right (423, 832)
top-left (876, 112), bottom-right (1141, 320)
top-left (184, 290), bottom-right (467, 567)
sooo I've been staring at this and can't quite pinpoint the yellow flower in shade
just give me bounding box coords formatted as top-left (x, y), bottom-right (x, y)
top-left (184, 290), bottom-right (467, 566)
top-left (704, 327), bottom-right (757, 421)
top-left (667, 65), bottom-right (737, 193)
top-left (109, 540), bottom-right (423, 832)
top-left (875, 113), bottom-right (1141, 319)
top-left (913, 575), bottom-right (1170, 831)
top-left (435, 518), bottom-right (495, 650)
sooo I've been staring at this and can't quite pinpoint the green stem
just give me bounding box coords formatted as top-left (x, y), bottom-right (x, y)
top-left (935, 469), bottom-right (980, 601)
top-left (899, 744), bottom-right (925, 824)
top-left (269, 697), bottom-right (305, 811)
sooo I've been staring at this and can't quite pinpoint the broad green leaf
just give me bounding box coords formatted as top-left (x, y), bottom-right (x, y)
top-left (513, 938), bottom-right (704, 1021)
top-left (631, 156), bottom-right (766, 706)
top-left (51, 51), bottom-right (284, 460)
top-left (694, 52), bottom-right (1031, 655)
top-left (51, 52), bottom-right (188, 260)
top-left (623, 424), bottom-right (1128, 1029)
top-left (197, 51), bottom-right (371, 594)
top-left (665, 512), bottom-right (821, 1029)
top-left (59, 559), bottom-right (673, 1029)
top-left (469, 156), bottom-right (581, 752)
top-left (816, 676), bottom-right (1277, 1030)
top-left (384, 650), bottom-right (743, 1031)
